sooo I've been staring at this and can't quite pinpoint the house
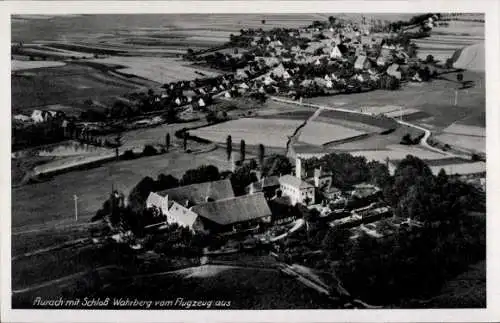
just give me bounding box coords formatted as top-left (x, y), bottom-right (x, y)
top-left (270, 64), bottom-right (291, 79)
top-left (13, 114), bottom-right (31, 122)
top-left (164, 200), bottom-right (199, 228)
top-left (146, 179), bottom-right (235, 216)
top-left (386, 63), bottom-right (402, 80)
top-left (354, 55), bottom-right (371, 70)
top-left (31, 110), bottom-right (50, 123)
top-left (412, 71), bottom-right (422, 82)
top-left (330, 46), bottom-right (343, 59)
top-left (238, 82), bottom-right (250, 90)
top-left (191, 193), bottom-right (272, 234)
top-left (245, 176), bottom-right (280, 199)
top-left (304, 41), bottom-right (324, 54)
top-left (279, 175), bottom-right (315, 205)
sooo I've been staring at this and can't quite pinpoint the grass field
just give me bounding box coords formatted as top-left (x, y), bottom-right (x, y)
top-left (100, 265), bottom-right (337, 309)
top-left (348, 144), bottom-right (448, 164)
top-left (190, 118), bottom-right (303, 148)
top-left (11, 63), bottom-right (137, 112)
top-left (12, 148), bottom-right (231, 230)
top-left (435, 133), bottom-right (485, 154)
top-left (12, 59), bottom-right (66, 71)
top-left (90, 56), bottom-right (220, 83)
top-left (306, 72), bottom-right (485, 131)
top-left (299, 121), bottom-right (366, 146)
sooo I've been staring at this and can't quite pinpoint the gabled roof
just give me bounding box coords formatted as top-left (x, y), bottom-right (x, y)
top-left (168, 201), bottom-right (198, 227)
top-left (279, 174), bottom-right (314, 189)
top-left (157, 179), bottom-right (234, 205)
top-left (192, 193), bottom-right (271, 226)
top-left (354, 55), bottom-right (369, 69)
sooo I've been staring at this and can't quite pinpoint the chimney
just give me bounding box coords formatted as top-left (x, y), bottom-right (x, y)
top-left (295, 157), bottom-right (302, 179)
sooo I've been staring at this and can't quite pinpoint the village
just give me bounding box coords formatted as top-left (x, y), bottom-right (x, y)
top-left (10, 13), bottom-right (486, 310)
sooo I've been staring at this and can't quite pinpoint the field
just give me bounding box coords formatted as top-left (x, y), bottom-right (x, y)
top-left (298, 121), bottom-right (366, 146)
top-left (306, 71), bottom-right (485, 132)
top-left (99, 264), bottom-right (337, 309)
top-left (11, 63), bottom-right (138, 112)
top-left (190, 118), bottom-right (303, 148)
top-left (89, 56), bottom-right (220, 83)
top-left (12, 59), bottom-right (66, 71)
top-left (413, 19), bottom-right (484, 63)
top-left (12, 148), bottom-right (232, 230)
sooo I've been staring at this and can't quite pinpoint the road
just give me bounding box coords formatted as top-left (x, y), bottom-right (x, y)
top-left (271, 96), bottom-right (463, 158)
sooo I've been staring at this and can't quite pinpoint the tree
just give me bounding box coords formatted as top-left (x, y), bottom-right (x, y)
top-left (226, 135), bottom-right (233, 161)
top-left (258, 144), bottom-right (265, 168)
top-left (456, 72), bottom-right (464, 88)
top-left (328, 16), bottom-right (336, 26)
top-left (240, 139), bottom-right (246, 163)
top-left (445, 58), bottom-right (454, 69)
top-left (261, 19), bottom-right (266, 25)
top-left (128, 176), bottom-right (157, 215)
top-left (231, 163), bottom-right (258, 196)
top-left (367, 160), bottom-right (392, 189)
top-left (165, 133), bottom-right (171, 152)
top-left (143, 144), bottom-right (157, 156)
top-left (156, 174), bottom-right (179, 191)
top-left (183, 132), bottom-right (188, 151)
top-left (181, 165), bottom-right (220, 185)
top-left (425, 54), bottom-right (434, 64)
top-left (322, 227), bottom-right (352, 259)
top-left (262, 154), bottom-right (292, 176)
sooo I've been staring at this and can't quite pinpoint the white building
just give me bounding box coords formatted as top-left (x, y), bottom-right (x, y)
top-left (278, 158), bottom-right (315, 205)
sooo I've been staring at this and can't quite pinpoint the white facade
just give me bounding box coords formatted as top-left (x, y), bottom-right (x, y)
top-left (279, 179), bottom-right (315, 206)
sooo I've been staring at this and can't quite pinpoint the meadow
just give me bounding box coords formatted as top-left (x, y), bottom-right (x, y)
top-left (90, 56), bottom-right (220, 83)
top-left (190, 118), bottom-right (303, 148)
top-left (11, 63), bottom-right (137, 112)
top-left (298, 121), bottom-right (366, 146)
top-left (11, 59), bottom-right (66, 71)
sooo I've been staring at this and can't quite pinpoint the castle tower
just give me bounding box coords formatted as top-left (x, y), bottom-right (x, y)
top-left (295, 157), bottom-right (302, 179)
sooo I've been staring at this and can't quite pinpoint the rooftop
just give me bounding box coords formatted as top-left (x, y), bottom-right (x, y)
top-left (279, 174), bottom-right (315, 189)
top-left (157, 179), bottom-right (234, 205)
top-left (192, 193), bottom-right (271, 226)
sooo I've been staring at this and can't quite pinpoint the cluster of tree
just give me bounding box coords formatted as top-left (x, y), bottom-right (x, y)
top-left (289, 154), bottom-right (485, 306)
top-left (400, 132), bottom-right (425, 145)
top-left (389, 13), bottom-right (439, 32)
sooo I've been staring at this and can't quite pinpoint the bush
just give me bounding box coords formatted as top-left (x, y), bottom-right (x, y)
top-left (122, 149), bottom-right (136, 160)
top-left (142, 145), bottom-right (157, 156)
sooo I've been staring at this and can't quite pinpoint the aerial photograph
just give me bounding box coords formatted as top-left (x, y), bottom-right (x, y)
top-left (11, 13), bottom-right (486, 309)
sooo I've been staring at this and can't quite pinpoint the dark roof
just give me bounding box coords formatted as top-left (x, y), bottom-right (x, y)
top-left (191, 193), bottom-right (272, 226)
top-left (157, 179), bottom-right (234, 205)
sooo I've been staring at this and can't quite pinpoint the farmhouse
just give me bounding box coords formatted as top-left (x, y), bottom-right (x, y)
top-left (191, 193), bottom-right (272, 234)
top-left (146, 179), bottom-right (235, 216)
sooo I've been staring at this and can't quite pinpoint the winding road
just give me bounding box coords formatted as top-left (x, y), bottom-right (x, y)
top-left (271, 96), bottom-right (463, 159)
